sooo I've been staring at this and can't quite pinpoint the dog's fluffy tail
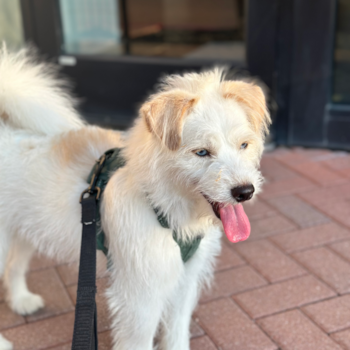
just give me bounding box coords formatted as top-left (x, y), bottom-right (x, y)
top-left (0, 44), bottom-right (84, 135)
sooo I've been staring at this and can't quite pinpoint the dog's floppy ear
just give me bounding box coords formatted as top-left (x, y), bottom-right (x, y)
top-left (141, 90), bottom-right (198, 151)
top-left (221, 81), bottom-right (271, 136)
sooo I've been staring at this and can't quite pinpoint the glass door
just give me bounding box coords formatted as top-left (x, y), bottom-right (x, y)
top-left (18, 0), bottom-right (246, 129)
top-left (58, 0), bottom-right (245, 61)
top-left (55, 0), bottom-right (247, 128)
top-left (0, 0), bottom-right (24, 49)
top-left (59, 0), bottom-right (123, 55)
top-left (332, 0), bottom-right (350, 104)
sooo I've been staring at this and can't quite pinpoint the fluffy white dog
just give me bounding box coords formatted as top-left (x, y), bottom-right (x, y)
top-left (0, 47), bottom-right (270, 350)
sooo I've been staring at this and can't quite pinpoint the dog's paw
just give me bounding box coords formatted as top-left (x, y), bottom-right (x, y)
top-left (11, 292), bottom-right (45, 315)
top-left (0, 334), bottom-right (13, 350)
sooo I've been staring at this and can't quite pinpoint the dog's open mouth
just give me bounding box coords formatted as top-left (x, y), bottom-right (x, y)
top-left (204, 195), bottom-right (251, 243)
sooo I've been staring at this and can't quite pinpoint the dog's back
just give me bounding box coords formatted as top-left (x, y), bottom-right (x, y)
top-left (0, 45), bottom-right (121, 262)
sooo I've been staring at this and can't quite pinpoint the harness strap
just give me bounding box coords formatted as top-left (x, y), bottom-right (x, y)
top-left (72, 148), bottom-right (203, 349)
top-left (154, 208), bottom-right (203, 263)
top-left (71, 193), bottom-right (98, 350)
top-left (90, 148), bottom-right (202, 264)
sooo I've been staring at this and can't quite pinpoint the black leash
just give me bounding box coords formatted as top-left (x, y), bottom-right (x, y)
top-left (71, 154), bottom-right (108, 350)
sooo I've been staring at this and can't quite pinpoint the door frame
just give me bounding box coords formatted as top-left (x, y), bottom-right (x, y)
top-left (247, 0), bottom-right (350, 150)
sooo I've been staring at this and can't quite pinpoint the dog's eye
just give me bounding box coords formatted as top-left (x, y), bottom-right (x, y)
top-left (240, 142), bottom-right (248, 149)
top-left (195, 149), bottom-right (210, 157)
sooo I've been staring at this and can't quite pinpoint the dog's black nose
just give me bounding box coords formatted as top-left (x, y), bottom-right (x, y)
top-left (231, 184), bottom-right (255, 203)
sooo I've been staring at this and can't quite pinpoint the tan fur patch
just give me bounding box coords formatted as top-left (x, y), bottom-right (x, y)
top-left (1, 112), bottom-right (9, 121)
top-left (221, 81), bottom-right (271, 135)
top-left (141, 90), bottom-right (198, 151)
top-left (53, 127), bottom-right (122, 167)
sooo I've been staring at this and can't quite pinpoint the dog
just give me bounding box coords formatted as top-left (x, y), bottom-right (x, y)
top-left (0, 46), bottom-right (270, 350)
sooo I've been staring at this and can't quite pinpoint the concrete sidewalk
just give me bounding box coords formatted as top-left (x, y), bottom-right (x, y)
top-left (1, 147), bottom-right (350, 349)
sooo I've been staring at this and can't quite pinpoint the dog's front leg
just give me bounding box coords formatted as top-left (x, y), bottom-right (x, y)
top-left (159, 229), bottom-right (221, 350)
top-left (159, 272), bottom-right (199, 350)
top-left (106, 235), bottom-right (183, 350)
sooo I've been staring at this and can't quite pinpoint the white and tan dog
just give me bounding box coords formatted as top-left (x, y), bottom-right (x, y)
top-left (0, 47), bottom-right (270, 350)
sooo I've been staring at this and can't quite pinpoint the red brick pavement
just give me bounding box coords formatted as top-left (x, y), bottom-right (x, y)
top-left (2, 147), bottom-right (350, 349)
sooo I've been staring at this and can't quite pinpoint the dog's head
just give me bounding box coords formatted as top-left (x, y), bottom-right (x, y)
top-left (141, 69), bottom-right (271, 242)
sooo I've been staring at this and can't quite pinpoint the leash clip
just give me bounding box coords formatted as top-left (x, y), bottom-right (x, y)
top-left (80, 187), bottom-right (101, 203)
top-left (80, 154), bottom-right (107, 203)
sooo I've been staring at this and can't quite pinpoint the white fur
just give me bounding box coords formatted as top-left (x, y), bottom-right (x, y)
top-left (0, 334), bottom-right (13, 350)
top-left (0, 47), bottom-right (269, 350)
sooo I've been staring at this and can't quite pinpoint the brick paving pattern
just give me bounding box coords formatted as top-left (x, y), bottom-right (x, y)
top-left (2, 147), bottom-right (350, 349)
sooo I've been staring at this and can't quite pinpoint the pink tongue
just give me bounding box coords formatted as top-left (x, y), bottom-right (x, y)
top-left (219, 204), bottom-right (251, 243)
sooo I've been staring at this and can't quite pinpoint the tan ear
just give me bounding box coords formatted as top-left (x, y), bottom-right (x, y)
top-left (221, 81), bottom-right (271, 135)
top-left (141, 90), bottom-right (198, 151)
